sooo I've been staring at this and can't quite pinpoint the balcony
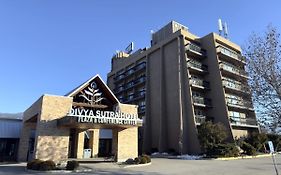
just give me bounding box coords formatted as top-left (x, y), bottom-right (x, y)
top-left (190, 78), bottom-right (210, 90)
top-left (217, 46), bottom-right (246, 64)
top-left (114, 86), bottom-right (125, 94)
top-left (138, 105), bottom-right (146, 114)
top-left (219, 62), bottom-right (248, 79)
top-left (114, 63), bottom-right (146, 83)
top-left (134, 62), bottom-right (146, 73)
top-left (187, 60), bottom-right (208, 74)
top-left (226, 97), bottom-right (254, 111)
top-left (193, 97), bottom-right (212, 107)
top-left (123, 91), bottom-right (146, 103)
top-left (114, 73), bottom-right (125, 82)
top-left (185, 43), bottom-right (206, 57)
top-left (222, 79), bottom-right (250, 94)
top-left (230, 116), bottom-right (258, 128)
top-left (134, 76), bottom-right (146, 86)
top-left (195, 115), bottom-right (206, 125)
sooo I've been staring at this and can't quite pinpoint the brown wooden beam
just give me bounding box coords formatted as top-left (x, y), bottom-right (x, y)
top-left (72, 102), bottom-right (108, 109)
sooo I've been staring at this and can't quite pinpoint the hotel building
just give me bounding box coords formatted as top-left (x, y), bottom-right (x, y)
top-left (107, 21), bottom-right (259, 154)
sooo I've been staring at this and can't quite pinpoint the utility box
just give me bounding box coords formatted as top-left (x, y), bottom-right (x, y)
top-left (83, 149), bottom-right (91, 158)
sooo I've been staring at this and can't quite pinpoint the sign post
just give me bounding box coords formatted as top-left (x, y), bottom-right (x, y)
top-left (268, 141), bottom-right (279, 175)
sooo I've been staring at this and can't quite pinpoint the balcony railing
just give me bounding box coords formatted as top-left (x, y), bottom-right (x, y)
top-left (138, 105), bottom-right (146, 113)
top-left (114, 62), bottom-right (146, 81)
top-left (193, 97), bottom-right (212, 107)
top-left (226, 97), bottom-right (253, 110)
top-left (134, 76), bottom-right (146, 86)
top-left (222, 79), bottom-right (250, 93)
top-left (185, 43), bottom-right (206, 56)
top-left (187, 60), bottom-right (208, 72)
top-left (114, 76), bottom-right (146, 94)
top-left (230, 116), bottom-right (258, 127)
top-left (219, 62), bottom-right (248, 78)
top-left (217, 46), bottom-right (246, 63)
top-left (135, 62), bottom-right (146, 72)
top-left (195, 115), bottom-right (206, 124)
top-left (190, 78), bottom-right (210, 89)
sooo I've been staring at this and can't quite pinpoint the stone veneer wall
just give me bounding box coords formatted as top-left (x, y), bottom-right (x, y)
top-left (34, 95), bottom-right (72, 163)
top-left (113, 103), bottom-right (139, 162)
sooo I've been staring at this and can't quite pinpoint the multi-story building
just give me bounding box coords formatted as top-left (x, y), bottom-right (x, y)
top-left (107, 21), bottom-right (259, 155)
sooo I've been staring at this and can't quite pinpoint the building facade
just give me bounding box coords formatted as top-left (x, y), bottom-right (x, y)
top-left (0, 114), bottom-right (22, 161)
top-left (18, 75), bottom-right (142, 163)
top-left (107, 21), bottom-right (260, 155)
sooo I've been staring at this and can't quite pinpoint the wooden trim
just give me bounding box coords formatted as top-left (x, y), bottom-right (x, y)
top-left (72, 102), bottom-right (108, 109)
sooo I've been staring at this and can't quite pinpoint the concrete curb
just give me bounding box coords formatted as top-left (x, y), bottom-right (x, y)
top-left (120, 162), bottom-right (152, 168)
top-left (215, 154), bottom-right (273, 160)
top-left (26, 168), bottom-right (93, 173)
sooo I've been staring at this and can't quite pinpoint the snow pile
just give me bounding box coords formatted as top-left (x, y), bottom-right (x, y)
top-left (151, 152), bottom-right (203, 160)
top-left (176, 154), bottom-right (203, 160)
top-left (151, 152), bottom-right (169, 156)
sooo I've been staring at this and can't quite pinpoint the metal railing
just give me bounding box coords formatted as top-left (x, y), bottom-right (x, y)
top-left (190, 78), bottom-right (210, 88)
top-left (185, 43), bottom-right (206, 56)
top-left (193, 96), bottom-right (212, 106)
top-left (230, 116), bottom-right (257, 126)
top-left (222, 79), bottom-right (250, 92)
top-left (226, 97), bottom-right (253, 109)
top-left (217, 46), bottom-right (246, 62)
top-left (195, 115), bottom-right (206, 124)
top-left (114, 62), bottom-right (146, 81)
top-left (219, 62), bottom-right (248, 77)
top-left (188, 60), bottom-right (208, 71)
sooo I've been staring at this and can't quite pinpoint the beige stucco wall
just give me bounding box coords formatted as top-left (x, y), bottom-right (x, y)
top-left (232, 128), bottom-right (249, 139)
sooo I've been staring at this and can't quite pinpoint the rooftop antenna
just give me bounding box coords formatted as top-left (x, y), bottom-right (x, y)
top-left (223, 22), bottom-right (228, 39)
top-left (218, 19), bottom-right (223, 36)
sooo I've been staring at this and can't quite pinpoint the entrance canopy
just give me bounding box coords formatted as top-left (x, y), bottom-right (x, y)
top-left (58, 74), bottom-right (142, 129)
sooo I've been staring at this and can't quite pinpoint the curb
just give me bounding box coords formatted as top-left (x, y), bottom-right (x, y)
top-left (215, 154), bottom-right (273, 160)
top-left (121, 162), bottom-right (152, 168)
top-left (26, 168), bottom-right (93, 173)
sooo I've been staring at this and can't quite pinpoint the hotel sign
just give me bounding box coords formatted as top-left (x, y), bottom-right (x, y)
top-left (67, 107), bottom-right (139, 126)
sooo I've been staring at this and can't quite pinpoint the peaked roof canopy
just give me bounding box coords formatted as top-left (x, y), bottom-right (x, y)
top-left (66, 75), bottom-right (119, 107)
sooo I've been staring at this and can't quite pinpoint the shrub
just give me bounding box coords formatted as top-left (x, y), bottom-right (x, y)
top-left (210, 143), bottom-right (240, 157)
top-left (240, 141), bottom-right (257, 155)
top-left (66, 160), bottom-right (79, 170)
top-left (197, 121), bottom-right (227, 154)
top-left (125, 158), bottom-right (135, 165)
top-left (39, 160), bottom-right (56, 171)
top-left (134, 157), bottom-right (141, 164)
top-left (142, 154), bottom-right (151, 163)
top-left (27, 159), bottom-right (44, 170)
top-left (140, 156), bottom-right (147, 164)
top-left (245, 132), bottom-right (267, 152)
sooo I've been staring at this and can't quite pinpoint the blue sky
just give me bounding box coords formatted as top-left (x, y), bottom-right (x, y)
top-left (0, 0), bottom-right (280, 113)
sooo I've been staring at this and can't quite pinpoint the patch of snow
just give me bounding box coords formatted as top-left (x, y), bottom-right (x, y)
top-left (151, 152), bottom-right (169, 156)
top-left (176, 154), bottom-right (203, 160)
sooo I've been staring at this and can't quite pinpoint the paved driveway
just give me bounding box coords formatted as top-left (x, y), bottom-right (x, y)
top-left (1, 156), bottom-right (281, 175)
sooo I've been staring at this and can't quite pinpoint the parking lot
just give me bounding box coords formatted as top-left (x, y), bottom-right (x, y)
top-left (1, 155), bottom-right (281, 175)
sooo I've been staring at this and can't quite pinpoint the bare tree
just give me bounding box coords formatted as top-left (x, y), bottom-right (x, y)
top-left (243, 25), bottom-right (281, 133)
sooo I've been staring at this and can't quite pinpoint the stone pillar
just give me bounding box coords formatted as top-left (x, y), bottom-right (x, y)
top-left (113, 127), bottom-right (138, 162)
top-left (89, 129), bottom-right (99, 158)
top-left (18, 123), bottom-right (31, 162)
top-left (76, 130), bottom-right (85, 159)
top-left (33, 95), bottom-right (72, 163)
